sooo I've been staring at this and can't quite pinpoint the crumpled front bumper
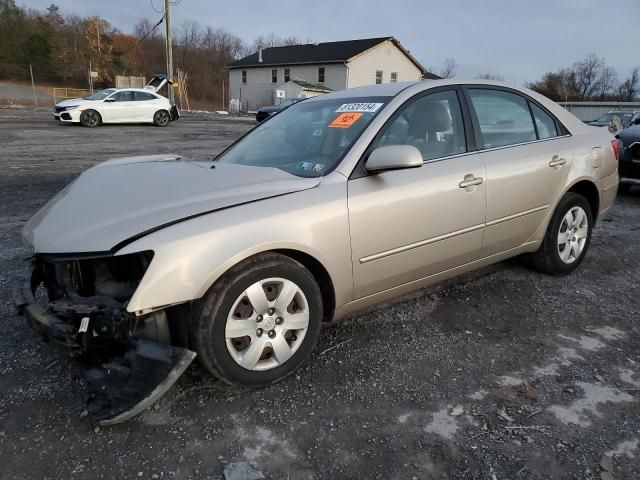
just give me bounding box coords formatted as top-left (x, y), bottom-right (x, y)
top-left (13, 261), bottom-right (196, 425)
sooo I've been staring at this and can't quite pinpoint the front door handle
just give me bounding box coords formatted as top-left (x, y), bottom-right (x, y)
top-left (549, 156), bottom-right (567, 167)
top-left (459, 175), bottom-right (484, 189)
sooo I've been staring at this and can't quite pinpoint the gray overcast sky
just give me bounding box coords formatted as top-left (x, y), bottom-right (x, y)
top-left (18, 0), bottom-right (639, 84)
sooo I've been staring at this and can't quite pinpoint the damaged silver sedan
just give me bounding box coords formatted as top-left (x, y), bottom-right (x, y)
top-left (15, 80), bottom-right (618, 424)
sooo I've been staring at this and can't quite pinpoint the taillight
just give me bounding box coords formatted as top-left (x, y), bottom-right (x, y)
top-left (611, 139), bottom-right (621, 161)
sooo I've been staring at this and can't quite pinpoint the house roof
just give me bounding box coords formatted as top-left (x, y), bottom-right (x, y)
top-left (423, 72), bottom-right (442, 80)
top-left (228, 37), bottom-right (430, 76)
top-left (287, 79), bottom-right (332, 92)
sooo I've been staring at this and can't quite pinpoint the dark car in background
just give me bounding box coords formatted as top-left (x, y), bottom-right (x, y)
top-left (616, 118), bottom-right (640, 193)
top-left (255, 98), bottom-right (303, 122)
top-left (589, 111), bottom-right (640, 128)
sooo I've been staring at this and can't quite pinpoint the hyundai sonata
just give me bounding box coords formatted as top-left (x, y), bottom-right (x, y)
top-left (16, 79), bottom-right (619, 423)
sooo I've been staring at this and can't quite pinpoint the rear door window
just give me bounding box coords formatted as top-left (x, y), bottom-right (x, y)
top-left (135, 92), bottom-right (157, 101)
top-left (467, 89), bottom-right (536, 149)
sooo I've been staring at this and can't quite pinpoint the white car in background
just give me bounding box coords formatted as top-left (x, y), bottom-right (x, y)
top-left (54, 75), bottom-right (178, 127)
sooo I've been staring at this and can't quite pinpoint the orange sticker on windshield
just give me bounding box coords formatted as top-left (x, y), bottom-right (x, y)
top-left (329, 112), bottom-right (363, 128)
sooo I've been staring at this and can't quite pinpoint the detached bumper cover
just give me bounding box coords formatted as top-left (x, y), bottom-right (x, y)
top-left (88, 340), bottom-right (196, 425)
top-left (13, 261), bottom-right (196, 425)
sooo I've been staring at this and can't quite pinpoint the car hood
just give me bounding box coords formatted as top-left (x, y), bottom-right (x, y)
top-left (56, 98), bottom-right (96, 108)
top-left (23, 155), bottom-right (320, 253)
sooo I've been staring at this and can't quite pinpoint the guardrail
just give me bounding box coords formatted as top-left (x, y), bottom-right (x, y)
top-left (52, 88), bottom-right (91, 105)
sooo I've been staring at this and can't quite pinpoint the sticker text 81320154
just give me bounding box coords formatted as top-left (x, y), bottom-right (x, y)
top-left (335, 103), bottom-right (383, 113)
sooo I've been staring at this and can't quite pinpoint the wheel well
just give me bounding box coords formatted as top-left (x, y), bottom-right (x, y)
top-left (274, 249), bottom-right (336, 323)
top-left (567, 181), bottom-right (600, 222)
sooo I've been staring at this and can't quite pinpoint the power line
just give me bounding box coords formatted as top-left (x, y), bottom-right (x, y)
top-left (137, 15), bottom-right (165, 44)
top-left (119, 15), bottom-right (164, 56)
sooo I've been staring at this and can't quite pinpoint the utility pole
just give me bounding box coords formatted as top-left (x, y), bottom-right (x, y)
top-left (96, 18), bottom-right (101, 54)
top-left (164, 0), bottom-right (174, 104)
top-left (29, 64), bottom-right (37, 107)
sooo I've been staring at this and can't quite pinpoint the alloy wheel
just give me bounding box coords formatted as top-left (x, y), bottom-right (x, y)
top-left (156, 111), bottom-right (169, 126)
top-left (85, 111), bottom-right (99, 126)
top-left (225, 277), bottom-right (309, 371)
top-left (557, 206), bottom-right (589, 264)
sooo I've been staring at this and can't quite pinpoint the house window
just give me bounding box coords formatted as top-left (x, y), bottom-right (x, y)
top-left (375, 70), bottom-right (383, 84)
top-left (284, 68), bottom-right (290, 82)
top-left (271, 69), bottom-right (277, 83)
top-left (241, 71), bottom-right (247, 84)
top-left (390, 72), bottom-right (398, 83)
top-left (318, 67), bottom-right (325, 83)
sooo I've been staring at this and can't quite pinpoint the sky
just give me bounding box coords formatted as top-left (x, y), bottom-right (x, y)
top-left (18, 0), bottom-right (639, 84)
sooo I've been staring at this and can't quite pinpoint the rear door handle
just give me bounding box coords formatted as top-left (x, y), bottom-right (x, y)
top-left (549, 156), bottom-right (566, 167)
top-left (459, 176), bottom-right (484, 189)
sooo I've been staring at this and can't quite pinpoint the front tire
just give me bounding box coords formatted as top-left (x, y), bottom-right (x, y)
top-left (191, 253), bottom-right (323, 387)
top-left (529, 192), bottom-right (593, 275)
top-left (153, 110), bottom-right (170, 127)
top-left (80, 109), bottom-right (101, 127)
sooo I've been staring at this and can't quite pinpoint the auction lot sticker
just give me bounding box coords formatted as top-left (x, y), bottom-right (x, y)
top-left (335, 103), bottom-right (383, 113)
top-left (330, 112), bottom-right (363, 128)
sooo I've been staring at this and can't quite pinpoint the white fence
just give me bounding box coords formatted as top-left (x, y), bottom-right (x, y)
top-left (559, 101), bottom-right (640, 121)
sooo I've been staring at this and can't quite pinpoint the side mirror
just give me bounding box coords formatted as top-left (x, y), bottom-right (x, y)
top-left (632, 117), bottom-right (640, 126)
top-left (104, 98), bottom-right (115, 103)
top-left (365, 145), bottom-right (423, 173)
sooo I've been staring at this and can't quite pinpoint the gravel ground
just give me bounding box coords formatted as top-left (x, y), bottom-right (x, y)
top-left (0, 107), bottom-right (639, 480)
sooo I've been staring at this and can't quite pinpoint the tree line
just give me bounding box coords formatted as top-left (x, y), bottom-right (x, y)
top-left (437, 55), bottom-right (638, 102)
top-left (0, 1), bottom-right (306, 108)
top-left (528, 54), bottom-right (638, 102)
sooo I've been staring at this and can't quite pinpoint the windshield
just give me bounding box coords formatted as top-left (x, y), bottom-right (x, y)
top-left (217, 96), bottom-right (390, 177)
top-left (84, 89), bottom-right (117, 101)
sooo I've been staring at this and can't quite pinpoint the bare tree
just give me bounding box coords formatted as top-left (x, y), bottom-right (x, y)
top-left (618, 67), bottom-right (639, 101)
top-left (572, 53), bottom-right (605, 99)
top-left (251, 34), bottom-right (309, 51)
top-left (440, 58), bottom-right (457, 79)
top-left (528, 68), bottom-right (580, 102)
top-left (595, 65), bottom-right (617, 99)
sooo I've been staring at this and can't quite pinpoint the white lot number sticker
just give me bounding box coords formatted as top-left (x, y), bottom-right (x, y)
top-left (335, 103), bottom-right (383, 113)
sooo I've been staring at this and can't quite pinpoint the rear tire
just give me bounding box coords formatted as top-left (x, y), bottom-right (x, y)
top-left (191, 253), bottom-right (323, 387)
top-left (153, 110), bottom-right (170, 127)
top-left (80, 109), bottom-right (101, 127)
top-left (528, 192), bottom-right (593, 275)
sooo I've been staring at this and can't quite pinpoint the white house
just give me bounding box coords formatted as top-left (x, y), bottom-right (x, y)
top-left (227, 36), bottom-right (436, 111)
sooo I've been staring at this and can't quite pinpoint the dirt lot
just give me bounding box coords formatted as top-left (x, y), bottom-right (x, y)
top-left (0, 107), bottom-right (639, 480)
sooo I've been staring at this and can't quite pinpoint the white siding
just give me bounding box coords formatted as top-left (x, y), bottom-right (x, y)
top-left (229, 64), bottom-right (347, 111)
top-left (346, 39), bottom-right (422, 88)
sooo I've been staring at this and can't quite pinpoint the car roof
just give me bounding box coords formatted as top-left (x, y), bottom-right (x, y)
top-left (110, 88), bottom-right (159, 93)
top-left (304, 78), bottom-right (554, 101)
